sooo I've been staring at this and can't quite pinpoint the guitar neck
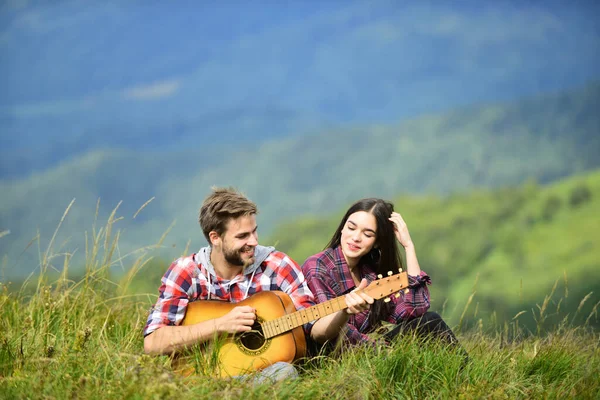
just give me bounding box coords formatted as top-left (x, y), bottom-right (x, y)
top-left (261, 271), bottom-right (408, 339)
top-left (261, 296), bottom-right (348, 339)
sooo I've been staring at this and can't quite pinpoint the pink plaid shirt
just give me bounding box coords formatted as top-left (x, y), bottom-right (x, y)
top-left (144, 247), bottom-right (316, 337)
top-left (302, 246), bottom-right (431, 346)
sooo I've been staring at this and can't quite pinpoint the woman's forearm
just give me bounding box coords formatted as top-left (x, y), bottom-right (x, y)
top-left (310, 310), bottom-right (349, 343)
top-left (403, 242), bottom-right (421, 277)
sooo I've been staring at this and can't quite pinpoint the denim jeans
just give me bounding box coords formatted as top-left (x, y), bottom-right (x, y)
top-left (234, 361), bottom-right (299, 384)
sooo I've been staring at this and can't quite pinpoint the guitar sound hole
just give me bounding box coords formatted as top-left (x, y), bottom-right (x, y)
top-left (238, 322), bottom-right (265, 351)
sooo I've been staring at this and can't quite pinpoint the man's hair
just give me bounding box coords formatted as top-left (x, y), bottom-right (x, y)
top-left (199, 187), bottom-right (258, 242)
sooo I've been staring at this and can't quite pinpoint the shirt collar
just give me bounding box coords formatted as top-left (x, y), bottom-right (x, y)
top-left (332, 245), bottom-right (378, 286)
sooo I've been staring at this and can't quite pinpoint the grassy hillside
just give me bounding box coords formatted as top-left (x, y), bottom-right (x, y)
top-left (0, 218), bottom-right (598, 399)
top-left (268, 169), bottom-right (600, 330)
top-left (1, 83), bottom-right (599, 279)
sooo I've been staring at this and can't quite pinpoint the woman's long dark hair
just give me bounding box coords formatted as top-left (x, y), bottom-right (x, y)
top-left (326, 198), bottom-right (405, 329)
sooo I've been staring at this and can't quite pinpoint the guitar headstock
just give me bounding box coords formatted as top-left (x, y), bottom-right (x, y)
top-left (364, 271), bottom-right (409, 301)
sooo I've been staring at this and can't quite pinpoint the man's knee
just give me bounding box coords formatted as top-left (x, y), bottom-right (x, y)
top-left (258, 362), bottom-right (298, 383)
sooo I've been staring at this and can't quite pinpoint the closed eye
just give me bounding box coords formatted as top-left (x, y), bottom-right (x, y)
top-left (235, 226), bottom-right (258, 239)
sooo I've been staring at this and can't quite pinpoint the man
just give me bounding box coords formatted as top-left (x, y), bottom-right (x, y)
top-left (143, 187), bottom-right (371, 382)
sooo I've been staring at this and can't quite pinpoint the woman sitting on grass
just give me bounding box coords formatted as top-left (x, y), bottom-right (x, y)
top-left (302, 198), bottom-right (461, 351)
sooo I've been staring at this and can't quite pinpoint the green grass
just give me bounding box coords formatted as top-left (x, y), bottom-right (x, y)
top-left (1, 274), bottom-right (598, 399)
top-left (1, 211), bottom-right (599, 399)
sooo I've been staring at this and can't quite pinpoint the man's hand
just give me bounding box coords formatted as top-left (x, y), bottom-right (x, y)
top-left (215, 306), bottom-right (256, 334)
top-left (345, 278), bottom-right (374, 315)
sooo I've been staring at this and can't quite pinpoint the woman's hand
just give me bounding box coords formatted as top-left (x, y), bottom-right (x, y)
top-left (390, 211), bottom-right (422, 276)
top-left (345, 278), bottom-right (374, 314)
top-left (389, 212), bottom-right (413, 249)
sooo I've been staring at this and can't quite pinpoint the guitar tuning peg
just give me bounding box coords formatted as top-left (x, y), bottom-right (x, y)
top-left (377, 274), bottom-right (383, 279)
top-left (398, 268), bottom-right (403, 272)
top-left (384, 297), bottom-right (391, 303)
top-left (387, 271), bottom-right (392, 276)
top-left (395, 293), bottom-right (401, 298)
top-left (404, 288), bottom-right (410, 294)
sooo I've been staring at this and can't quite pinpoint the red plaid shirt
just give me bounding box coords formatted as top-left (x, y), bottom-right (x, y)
top-left (144, 247), bottom-right (316, 337)
top-left (302, 246), bottom-right (431, 346)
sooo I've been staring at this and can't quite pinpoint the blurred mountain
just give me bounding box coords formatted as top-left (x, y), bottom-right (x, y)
top-left (1, 1), bottom-right (599, 178)
top-left (1, 82), bottom-right (599, 279)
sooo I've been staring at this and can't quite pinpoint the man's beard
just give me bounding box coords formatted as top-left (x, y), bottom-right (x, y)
top-left (223, 245), bottom-right (255, 268)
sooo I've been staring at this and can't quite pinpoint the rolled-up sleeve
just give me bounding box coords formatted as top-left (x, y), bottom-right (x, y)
top-left (388, 270), bottom-right (431, 322)
top-left (271, 252), bottom-right (317, 335)
top-left (143, 259), bottom-right (194, 337)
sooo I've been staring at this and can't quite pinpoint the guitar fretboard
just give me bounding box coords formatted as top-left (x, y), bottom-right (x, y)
top-left (260, 272), bottom-right (408, 339)
top-left (261, 296), bottom-right (348, 339)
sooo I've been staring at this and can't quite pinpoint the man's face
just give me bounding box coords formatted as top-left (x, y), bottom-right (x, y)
top-left (218, 214), bottom-right (259, 267)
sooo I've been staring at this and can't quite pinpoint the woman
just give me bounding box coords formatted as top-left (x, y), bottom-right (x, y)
top-left (302, 198), bottom-right (460, 349)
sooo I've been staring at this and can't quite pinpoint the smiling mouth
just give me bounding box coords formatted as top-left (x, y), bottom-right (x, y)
top-left (241, 247), bottom-right (255, 256)
top-left (347, 243), bottom-right (361, 251)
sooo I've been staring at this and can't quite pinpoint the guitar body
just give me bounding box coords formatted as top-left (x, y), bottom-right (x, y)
top-left (174, 271), bottom-right (408, 378)
top-left (179, 291), bottom-right (307, 378)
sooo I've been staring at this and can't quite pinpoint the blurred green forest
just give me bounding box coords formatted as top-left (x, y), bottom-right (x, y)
top-left (266, 169), bottom-right (600, 332)
top-left (1, 83), bottom-right (599, 279)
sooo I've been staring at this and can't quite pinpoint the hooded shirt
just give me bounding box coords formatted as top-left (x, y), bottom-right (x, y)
top-left (144, 245), bottom-right (316, 337)
top-left (195, 244), bottom-right (274, 301)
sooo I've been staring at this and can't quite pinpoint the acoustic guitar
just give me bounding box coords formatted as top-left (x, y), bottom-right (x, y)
top-left (178, 271), bottom-right (409, 377)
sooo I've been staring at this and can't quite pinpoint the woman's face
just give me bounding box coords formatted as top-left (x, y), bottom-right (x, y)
top-left (340, 211), bottom-right (378, 265)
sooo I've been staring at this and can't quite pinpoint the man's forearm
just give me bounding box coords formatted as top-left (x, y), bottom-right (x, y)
top-left (144, 320), bottom-right (220, 355)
